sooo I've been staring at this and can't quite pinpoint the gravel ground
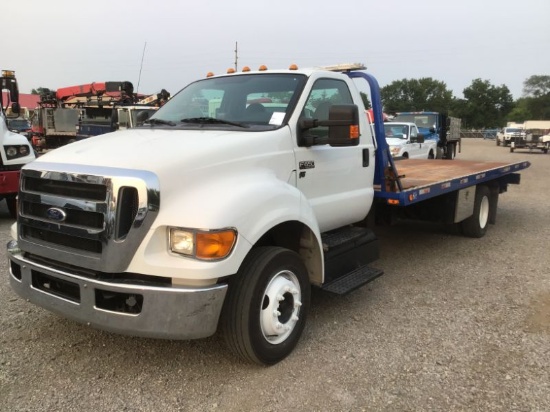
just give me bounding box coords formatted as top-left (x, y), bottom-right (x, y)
top-left (1, 138), bottom-right (549, 411)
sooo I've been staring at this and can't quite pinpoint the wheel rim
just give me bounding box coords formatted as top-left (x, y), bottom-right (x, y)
top-left (479, 195), bottom-right (489, 229)
top-left (260, 270), bottom-right (302, 345)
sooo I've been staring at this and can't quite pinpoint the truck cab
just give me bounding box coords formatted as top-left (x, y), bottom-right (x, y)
top-left (384, 122), bottom-right (436, 159)
top-left (496, 127), bottom-right (525, 147)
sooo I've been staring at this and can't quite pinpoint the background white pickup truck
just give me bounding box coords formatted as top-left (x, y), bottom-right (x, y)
top-left (384, 122), bottom-right (437, 159)
top-left (496, 127), bottom-right (525, 147)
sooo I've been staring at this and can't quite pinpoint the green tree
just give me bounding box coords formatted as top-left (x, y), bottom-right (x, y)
top-left (360, 92), bottom-right (371, 109)
top-left (517, 75), bottom-right (550, 120)
top-left (507, 98), bottom-right (532, 122)
top-left (31, 87), bottom-right (53, 96)
top-left (522, 75), bottom-right (550, 98)
top-left (454, 79), bottom-right (514, 129)
top-left (381, 78), bottom-right (454, 114)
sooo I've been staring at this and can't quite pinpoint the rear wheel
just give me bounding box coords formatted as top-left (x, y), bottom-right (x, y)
top-left (446, 143), bottom-right (455, 159)
top-left (461, 185), bottom-right (490, 238)
top-left (221, 247), bottom-right (310, 365)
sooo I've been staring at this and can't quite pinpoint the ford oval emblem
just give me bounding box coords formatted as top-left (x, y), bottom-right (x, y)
top-left (46, 207), bottom-right (67, 222)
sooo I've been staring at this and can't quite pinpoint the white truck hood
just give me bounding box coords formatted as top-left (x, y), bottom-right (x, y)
top-left (386, 137), bottom-right (407, 147)
top-left (33, 127), bottom-right (294, 174)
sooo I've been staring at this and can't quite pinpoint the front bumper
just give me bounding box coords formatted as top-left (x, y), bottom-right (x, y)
top-left (7, 243), bottom-right (228, 340)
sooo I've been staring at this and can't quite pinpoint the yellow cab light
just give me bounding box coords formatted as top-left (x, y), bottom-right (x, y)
top-left (289, 64), bottom-right (298, 70)
top-left (350, 125), bottom-right (359, 139)
top-left (206, 72), bottom-right (215, 78)
top-left (227, 68), bottom-right (236, 74)
top-left (242, 66), bottom-right (251, 72)
top-left (258, 65), bottom-right (268, 71)
top-left (2, 70), bottom-right (16, 78)
top-left (387, 199), bottom-right (400, 205)
top-left (196, 229), bottom-right (237, 260)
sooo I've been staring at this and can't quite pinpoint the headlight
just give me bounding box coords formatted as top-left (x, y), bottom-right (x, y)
top-left (4, 145), bottom-right (31, 160)
top-left (169, 227), bottom-right (237, 260)
top-left (6, 146), bottom-right (17, 157)
top-left (390, 146), bottom-right (401, 155)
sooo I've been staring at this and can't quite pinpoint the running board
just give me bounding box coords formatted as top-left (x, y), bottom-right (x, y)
top-left (321, 266), bottom-right (384, 295)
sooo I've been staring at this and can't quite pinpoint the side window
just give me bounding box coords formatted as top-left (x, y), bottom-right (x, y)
top-left (302, 78), bottom-right (354, 138)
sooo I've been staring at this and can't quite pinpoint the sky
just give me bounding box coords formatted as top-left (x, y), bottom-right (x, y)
top-left (3, 0), bottom-right (549, 100)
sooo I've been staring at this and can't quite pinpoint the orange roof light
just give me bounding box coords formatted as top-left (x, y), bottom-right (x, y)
top-left (258, 65), bottom-right (268, 71)
top-left (242, 66), bottom-right (251, 72)
top-left (206, 72), bottom-right (215, 78)
top-left (227, 68), bottom-right (236, 74)
top-left (289, 64), bottom-right (298, 70)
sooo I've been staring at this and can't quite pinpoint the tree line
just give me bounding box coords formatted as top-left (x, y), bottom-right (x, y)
top-left (378, 75), bottom-right (550, 129)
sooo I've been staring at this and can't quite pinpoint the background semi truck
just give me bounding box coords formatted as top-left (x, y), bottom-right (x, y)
top-left (7, 64), bottom-right (529, 365)
top-left (0, 70), bottom-right (36, 217)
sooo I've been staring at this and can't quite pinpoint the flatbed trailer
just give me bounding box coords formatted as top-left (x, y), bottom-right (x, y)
top-left (374, 159), bottom-right (530, 206)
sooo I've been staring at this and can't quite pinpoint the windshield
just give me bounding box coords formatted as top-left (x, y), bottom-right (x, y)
top-left (393, 114), bottom-right (437, 130)
top-left (7, 119), bottom-right (31, 130)
top-left (506, 128), bottom-right (523, 133)
top-left (384, 124), bottom-right (408, 139)
top-left (149, 73), bottom-right (307, 129)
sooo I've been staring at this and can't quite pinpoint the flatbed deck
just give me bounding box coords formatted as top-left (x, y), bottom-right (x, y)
top-left (374, 159), bottom-right (531, 206)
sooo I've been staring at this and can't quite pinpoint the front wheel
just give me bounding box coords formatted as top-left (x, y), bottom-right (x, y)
top-left (461, 185), bottom-right (490, 238)
top-left (221, 247), bottom-right (311, 365)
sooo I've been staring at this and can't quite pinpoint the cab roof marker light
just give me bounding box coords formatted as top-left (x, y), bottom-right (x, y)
top-left (258, 65), bottom-right (268, 71)
top-left (289, 64), bottom-right (298, 70)
top-left (227, 68), bottom-right (236, 74)
top-left (206, 72), bottom-right (215, 78)
top-left (242, 66), bottom-right (251, 72)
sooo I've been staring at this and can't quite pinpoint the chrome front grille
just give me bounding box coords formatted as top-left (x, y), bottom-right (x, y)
top-left (17, 161), bottom-right (160, 272)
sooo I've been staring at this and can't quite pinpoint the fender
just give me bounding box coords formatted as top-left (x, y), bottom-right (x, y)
top-left (129, 167), bottom-right (324, 282)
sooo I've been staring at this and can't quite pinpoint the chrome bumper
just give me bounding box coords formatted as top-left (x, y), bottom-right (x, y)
top-left (7, 245), bottom-right (228, 340)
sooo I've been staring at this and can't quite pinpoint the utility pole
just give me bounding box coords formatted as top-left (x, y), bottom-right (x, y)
top-left (234, 42), bottom-right (238, 71)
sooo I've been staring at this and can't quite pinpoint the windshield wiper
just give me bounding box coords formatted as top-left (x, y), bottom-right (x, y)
top-left (145, 118), bottom-right (176, 126)
top-left (181, 117), bottom-right (249, 128)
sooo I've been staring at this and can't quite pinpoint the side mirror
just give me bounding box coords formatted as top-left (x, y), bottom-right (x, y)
top-left (412, 133), bottom-right (425, 143)
top-left (327, 104), bottom-right (360, 147)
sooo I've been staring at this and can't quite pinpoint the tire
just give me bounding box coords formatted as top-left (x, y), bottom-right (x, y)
top-left (496, 139), bottom-right (500, 146)
top-left (461, 185), bottom-right (490, 238)
top-left (6, 197), bottom-right (17, 219)
top-left (428, 149), bottom-right (435, 159)
top-left (510, 146), bottom-right (514, 153)
top-left (446, 143), bottom-right (455, 160)
top-left (221, 247), bottom-right (310, 365)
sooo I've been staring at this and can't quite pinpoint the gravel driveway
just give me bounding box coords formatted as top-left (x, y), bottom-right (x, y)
top-left (1, 138), bottom-right (548, 411)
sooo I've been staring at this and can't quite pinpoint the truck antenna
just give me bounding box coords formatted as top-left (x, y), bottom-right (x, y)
top-left (137, 41), bottom-right (147, 94)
